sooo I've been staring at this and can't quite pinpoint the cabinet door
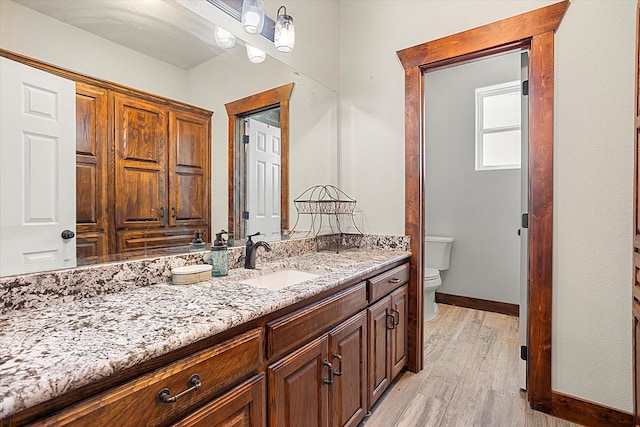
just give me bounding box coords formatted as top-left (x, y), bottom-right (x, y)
top-left (75, 83), bottom-right (108, 263)
top-left (367, 296), bottom-right (391, 409)
top-left (390, 284), bottom-right (408, 380)
top-left (268, 335), bottom-right (330, 427)
top-left (328, 311), bottom-right (367, 427)
top-left (172, 374), bottom-right (265, 427)
top-left (168, 110), bottom-right (211, 230)
top-left (113, 92), bottom-right (168, 230)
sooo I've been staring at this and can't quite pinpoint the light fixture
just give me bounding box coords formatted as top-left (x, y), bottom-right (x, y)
top-left (242, 0), bottom-right (265, 35)
top-left (274, 6), bottom-right (295, 53)
top-left (246, 44), bottom-right (266, 63)
top-left (214, 26), bottom-right (236, 49)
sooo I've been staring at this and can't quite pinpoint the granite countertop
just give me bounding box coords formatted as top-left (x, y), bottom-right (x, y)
top-left (0, 248), bottom-right (410, 420)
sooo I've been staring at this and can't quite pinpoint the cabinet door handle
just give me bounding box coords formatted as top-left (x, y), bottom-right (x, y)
top-left (332, 352), bottom-right (343, 376)
top-left (322, 359), bottom-right (334, 384)
top-left (388, 278), bottom-right (401, 284)
top-left (386, 312), bottom-right (396, 330)
top-left (156, 374), bottom-right (201, 404)
top-left (171, 207), bottom-right (176, 218)
top-left (392, 308), bottom-right (400, 326)
top-left (159, 207), bottom-right (165, 218)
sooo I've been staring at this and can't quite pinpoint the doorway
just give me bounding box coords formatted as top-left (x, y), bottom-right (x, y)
top-left (242, 110), bottom-right (282, 242)
top-left (225, 83), bottom-right (293, 243)
top-left (423, 50), bottom-right (529, 387)
top-left (397, 1), bottom-right (568, 412)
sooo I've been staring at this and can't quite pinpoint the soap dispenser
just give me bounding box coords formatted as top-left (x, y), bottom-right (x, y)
top-left (189, 230), bottom-right (206, 252)
top-left (205, 230), bottom-right (229, 277)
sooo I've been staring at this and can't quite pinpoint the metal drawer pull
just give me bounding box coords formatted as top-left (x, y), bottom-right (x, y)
top-left (157, 374), bottom-right (202, 404)
top-left (388, 278), bottom-right (401, 284)
top-left (392, 308), bottom-right (400, 326)
top-left (332, 352), bottom-right (343, 376)
top-left (322, 360), bottom-right (334, 384)
top-left (386, 312), bottom-right (396, 330)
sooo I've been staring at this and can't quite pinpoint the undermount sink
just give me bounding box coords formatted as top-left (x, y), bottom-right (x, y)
top-left (239, 269), bottom-right (320, 290)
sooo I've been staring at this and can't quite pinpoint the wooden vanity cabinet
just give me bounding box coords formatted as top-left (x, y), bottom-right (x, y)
top-left (268, 334), bottom-right (330, 427)
top-left (172, 374), bottom-right (265, 427)
top-left (328, 311), bottom-right (368, 427)
top-left (23, 261), bottom-right (409, 427)
top-left (32, 329), bottom-right (262, 427)
top-left (267, 311), bottom-right (368, 427)
top-left (366, 263), bottom-right (410, 409)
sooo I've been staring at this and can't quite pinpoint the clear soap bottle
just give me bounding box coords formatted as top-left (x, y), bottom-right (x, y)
top-left (205, 230), bottom-right (228, 277)
top-left (189, 230), bottom-right (206, 252)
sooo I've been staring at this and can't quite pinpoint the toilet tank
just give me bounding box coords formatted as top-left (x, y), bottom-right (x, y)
top-left (425, 235), bottom-right (454, 270)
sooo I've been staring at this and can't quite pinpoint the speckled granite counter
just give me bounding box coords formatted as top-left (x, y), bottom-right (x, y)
top-left (0, 248), bottom-right (410, 419)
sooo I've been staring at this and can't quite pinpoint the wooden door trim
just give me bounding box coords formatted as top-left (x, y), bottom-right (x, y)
top-left (225, 83), bottom-right (294, 240)
top-left (396, 0), bottom-right (569, 413)
top-left (634, 2), bottom-right (640, 426)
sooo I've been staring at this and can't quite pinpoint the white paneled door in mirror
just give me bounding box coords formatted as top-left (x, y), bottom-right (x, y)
top-left (0, 57), bottom-right (76, 276)
top-left (246, 118), bottom-right (281, 242)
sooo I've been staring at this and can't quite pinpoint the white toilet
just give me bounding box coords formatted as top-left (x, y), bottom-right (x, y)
top-left (424, 235), bottom-right (454, 321)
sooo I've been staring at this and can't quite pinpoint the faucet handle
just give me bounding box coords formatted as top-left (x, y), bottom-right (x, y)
top-left (246, 232), bottom-right (261, 244)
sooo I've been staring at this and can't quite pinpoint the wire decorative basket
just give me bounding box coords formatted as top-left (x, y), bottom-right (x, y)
top-left (290, 185), bottom-right (363, 253)
top-left (294, 199), bottom-right (356, 215)
top-left (293, 185), bottom-right (357, 214)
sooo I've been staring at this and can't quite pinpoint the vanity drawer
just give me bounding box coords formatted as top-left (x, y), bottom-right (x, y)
top-left (368, 263), bottom-right (410, 303)
top-left (266, 282), bottom-right (367, 359)
top-left (33, 328), bottom-right (263, 427)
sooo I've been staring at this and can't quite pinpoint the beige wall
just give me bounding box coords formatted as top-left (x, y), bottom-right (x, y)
top-left (186, 49), bottom-right (338, 234)
top-left (339, 0), bottom-right (634, 413)
top-left (0, 0), bottom-right (189, 100)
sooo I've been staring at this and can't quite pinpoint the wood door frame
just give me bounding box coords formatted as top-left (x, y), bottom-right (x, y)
top-left (396, 1), bottom-right (569, 412)
top-left (634, 2), bottom-right (640, 425)
top-left (225, 83), bottom-right (294, 240)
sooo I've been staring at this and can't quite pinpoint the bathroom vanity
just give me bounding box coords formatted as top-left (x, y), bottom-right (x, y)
top-left (0, 245), bottom-right (410, 426)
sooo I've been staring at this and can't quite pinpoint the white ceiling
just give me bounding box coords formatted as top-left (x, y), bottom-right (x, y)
top-left (14, 0), bottom-right (226, 69)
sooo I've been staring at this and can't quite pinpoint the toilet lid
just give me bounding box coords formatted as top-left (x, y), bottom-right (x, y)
top-left (424, 267), bottom-right (440, 280)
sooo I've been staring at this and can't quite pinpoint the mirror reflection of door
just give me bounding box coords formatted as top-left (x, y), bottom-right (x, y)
top-left (0, 57), bottom-right (77, 276)
top-left (244, 114), bottom-right (282, 242)
top-left (226, 83), bottom-right (293, 246)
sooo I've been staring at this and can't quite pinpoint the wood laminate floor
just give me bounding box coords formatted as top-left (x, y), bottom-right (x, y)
top-left (362, 304), bottom-right (582, 427)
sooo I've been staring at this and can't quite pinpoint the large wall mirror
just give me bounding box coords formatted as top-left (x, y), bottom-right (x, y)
top-left (0, 0), bottom-right (338, 277)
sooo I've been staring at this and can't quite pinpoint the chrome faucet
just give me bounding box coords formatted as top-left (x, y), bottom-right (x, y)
top-left (245, 232), bottom-right (272, 269)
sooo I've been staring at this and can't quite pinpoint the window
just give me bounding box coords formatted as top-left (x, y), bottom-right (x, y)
top-left (475, 81), bottom-right (521, 171)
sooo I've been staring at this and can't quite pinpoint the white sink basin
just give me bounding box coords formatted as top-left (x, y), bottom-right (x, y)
top-left (239, 269), bottom-right (320, 290)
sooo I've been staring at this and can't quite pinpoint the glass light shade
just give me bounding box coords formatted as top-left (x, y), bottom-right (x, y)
top-left (274, 12), bottom-right (295, 53)
top-left (246, 44), bottom-right (266, 63)
top-left (242, 0), bottom-right (264, 35)
top-left (214, 26), bottom-right (236, 49)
